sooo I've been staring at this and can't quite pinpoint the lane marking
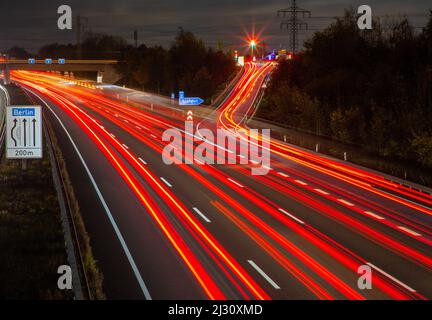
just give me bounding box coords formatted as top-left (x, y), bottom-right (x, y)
top-left (397, 226), bottom-right (422, 237)
top-left (364, 211), bottom-right (385, 220)
top-left (277, 172), bottom-right (289, 178)
top-left (160, 177), bottom-right (172, 188)
top-left (247, 260), bottom-right (280, 289)
top-left (150, 134), bottom-right (157, 139)
top-left (192, 207), bottom-right (211, 223)
top-left (122, 144), bottom-right (129, 149)
top-left (194, 158), bottom-right (205, 165)
top-left (367, 263), bottom-right (416, 292)
top-left (314, 188), bottom-right (330, 195)
top-left (227, 178), bottom-right (244, 188)
top-left (138, 157), bottom-right (147, 165)
top-left (188, 130), bottom-right (234, 154)
top-left (110, 133), bottom-right (116, 138)
top-left (294, 179), bottom-right (308, 186)
top-left (31, 91), bottom-right (152, 300)
top-left (337, 199), bottom-right (355, 207)
top-left (278, 208), bottom-right (305, 225)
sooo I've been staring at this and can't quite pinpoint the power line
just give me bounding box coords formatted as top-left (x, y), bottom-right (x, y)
top-left (278, 0), bottom-right (311, 53)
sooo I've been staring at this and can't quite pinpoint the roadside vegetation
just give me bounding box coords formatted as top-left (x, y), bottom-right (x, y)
top-left (0, 141), bottom-right (72, 299)
top-left (46, 120), bottom-right (105, 299)
top-left (258, 9), bottom-right (432, 184)
top-left (6, 29), bottom-right (236, 103)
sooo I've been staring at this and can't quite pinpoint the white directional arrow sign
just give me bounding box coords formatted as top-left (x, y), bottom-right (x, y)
top-left (6, 106), bottom-right (43, 159)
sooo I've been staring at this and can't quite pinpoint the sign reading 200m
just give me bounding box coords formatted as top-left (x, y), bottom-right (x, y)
top-left (6, 106), bottom-right (43, 159)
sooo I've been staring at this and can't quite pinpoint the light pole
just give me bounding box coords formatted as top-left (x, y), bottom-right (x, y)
top-left (250, 40), bottom-right (256, 58)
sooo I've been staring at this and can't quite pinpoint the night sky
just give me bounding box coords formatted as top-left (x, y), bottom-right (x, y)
top-left (0, 0), bottom-right (430, 53)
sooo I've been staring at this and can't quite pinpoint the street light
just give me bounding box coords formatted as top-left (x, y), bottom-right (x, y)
top-left (249, 40), bottom-right (257, 59)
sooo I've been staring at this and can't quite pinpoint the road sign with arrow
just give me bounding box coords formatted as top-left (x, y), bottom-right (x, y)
top-left (179, 97), bottom-right (204, 106)
top-left (6, 106), bottom-right (42, 159)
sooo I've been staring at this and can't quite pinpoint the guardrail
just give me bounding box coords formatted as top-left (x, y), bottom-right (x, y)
top-left (0, 83), bottom-right (10, 156)
top-left (44, 116), bottom-right (91, 300)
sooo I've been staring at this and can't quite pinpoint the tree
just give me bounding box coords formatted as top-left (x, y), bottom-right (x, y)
top-left (5, 46), bottom-right (31, 59)
top-left (258, 8), bottom-right (432, 170)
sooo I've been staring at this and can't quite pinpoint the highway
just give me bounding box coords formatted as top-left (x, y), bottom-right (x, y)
top-left (7, 63), bottom-right (432, 300)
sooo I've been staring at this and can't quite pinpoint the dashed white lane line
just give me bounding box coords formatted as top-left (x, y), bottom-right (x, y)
top-left (294, 179), bottom-right (308, 186)
top-left (150, 134), bottom-right (157, 139)
top-left (160, 177), bottom-right (172, 188)
top-left (227, 178), bottom-right (244, 188)
top-left (314, 188), bottom-right (330, 195)
top-left (247, 260), bottom-right (280, 290)
top-left (337, 199), bottom-right (355, 207)
top-left (122, 144), bottom-right (129, 149)
top-left (367, 263), bottom-right (416, 292)
top-left (364, 211), bottom-right (385, 220)
top-left (397, 226), bottom-right (422, 237)
top-left (138, 157), bottom-right (147, 165)
top-left (192, 207), bottom-right (211, 223)
top-left (278, 208), bottom-right (305, 225)
top-left (277, 172), bottom-right (289, 178)
top-left (194, 158), bottom-right (205, 165)
top-left (135, 126), bottom-right (142, 130)
top-left (110, 133), bottom-right (116, 138)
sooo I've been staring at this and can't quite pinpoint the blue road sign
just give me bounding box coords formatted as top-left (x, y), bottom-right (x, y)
top-left (179, 91), bottom-right (185, 99)
top-left (179, 97), bottom-right (204, 106)
top-left (58, 58), bottom-right (66, 64)
top-left (28, 58), bottom-right (35, 64)
top-left (45, 58), bottom-right (52, 64)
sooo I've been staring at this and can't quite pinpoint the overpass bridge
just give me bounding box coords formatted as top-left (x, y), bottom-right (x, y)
top-left (0, 59), bottom-right (121, 84)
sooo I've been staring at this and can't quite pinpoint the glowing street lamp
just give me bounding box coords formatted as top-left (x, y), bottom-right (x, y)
top-left (249, 39), bottom-right (257, 58)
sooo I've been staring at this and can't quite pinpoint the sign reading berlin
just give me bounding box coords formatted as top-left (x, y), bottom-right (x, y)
top-left (6, 105), bottom-right (43, 159)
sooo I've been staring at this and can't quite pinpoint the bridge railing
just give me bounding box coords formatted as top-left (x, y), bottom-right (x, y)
top-left (1, 59), bottom-right (118, 65)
